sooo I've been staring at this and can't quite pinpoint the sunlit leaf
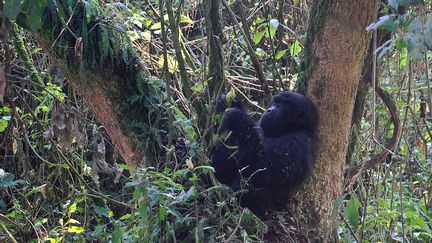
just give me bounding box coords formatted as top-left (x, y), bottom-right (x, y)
top-left (290, 40), bottom-right (302, 57)
top-left (253, 30), bottom-right (266, 45)
top-left (275, 49), bottom-right (288, 60)
top-left (119, 214), bottom-right (131, 220)
top-left (399, 49), bottom-right (407, 67)
top-left (180, 15), bottom-right (193, 24)
top-left (142, 31), bottom-right (152, 41)
top-left (66, 219), bottom-right (80, 225)
top-left (68, 203), bottom-right (77, 214)
top-left (67, 226), bottom-right (85, 234)
top-left (158, 54), bottom-right (178, 73)
top-left (150, 22), bottom-right (161, 30)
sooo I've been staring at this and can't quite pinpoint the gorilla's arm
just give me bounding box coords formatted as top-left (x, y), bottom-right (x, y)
top-left (211, 98), bottom-right (266, 185)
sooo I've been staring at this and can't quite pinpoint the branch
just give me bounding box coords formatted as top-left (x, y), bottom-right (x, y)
top-left (167, 0), bottom-right (191, 98)
top-left (222, 0), bottom-right (272, 101)
top-left (345, 85), bottom-right (402, 186)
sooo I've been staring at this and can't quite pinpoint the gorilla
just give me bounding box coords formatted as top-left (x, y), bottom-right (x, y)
top-left (211, 91), bottom-right (318, 213)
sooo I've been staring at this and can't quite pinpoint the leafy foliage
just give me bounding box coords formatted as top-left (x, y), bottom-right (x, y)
top-left (1, 0), bottom-right (432, 242)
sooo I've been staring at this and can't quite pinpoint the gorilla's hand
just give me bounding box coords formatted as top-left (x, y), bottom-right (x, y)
top-left (216, 94), bottom-right (244, 113)
top-left (222, 108), bottom-right (254, 133)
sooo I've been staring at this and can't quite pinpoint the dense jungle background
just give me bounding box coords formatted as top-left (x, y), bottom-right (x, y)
top-left (0, 0), bottom-right (432, 242)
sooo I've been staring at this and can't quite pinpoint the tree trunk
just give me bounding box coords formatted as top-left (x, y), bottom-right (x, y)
top-left (31, 2), bottom-right (171, 167)
top-left (65, 68), bottom-right (146, 167)
top-left (203, 0), bottom-right (225, 100)
top-left (297, 0), bottom-right (377, 240)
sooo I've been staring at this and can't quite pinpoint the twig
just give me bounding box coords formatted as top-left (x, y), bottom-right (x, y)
top-left (222, 0), bottom-right (272, 102)
top-left (0, 221), bottom-right (18, 243)
top-left (167, 0), bottom-right (191, 98)
top-left (339, 212), bottom-right (360, 243)
top-left (224, 209), bottom-right (244, 243)
top-left (160, 0), bottom-right (174, 160)
top-left (345, 84), bottom-right (402, 186)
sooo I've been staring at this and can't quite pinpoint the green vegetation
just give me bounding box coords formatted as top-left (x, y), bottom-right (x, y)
top-left (0, 0), bottom-right (431, 242)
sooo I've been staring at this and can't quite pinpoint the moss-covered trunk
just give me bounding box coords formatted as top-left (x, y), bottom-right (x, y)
top-left (297, 0), bottom-right (377, 240)
top-left (64, 68), bottom-right (146, 167)
top-left (31, 1), bottom-right (170, 168)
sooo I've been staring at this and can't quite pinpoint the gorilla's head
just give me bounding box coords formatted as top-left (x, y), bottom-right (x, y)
top-left (259, 92), bottom-right (318, 137)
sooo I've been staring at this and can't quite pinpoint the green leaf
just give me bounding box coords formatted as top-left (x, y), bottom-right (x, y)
top-left (254, 18), bottom-right (265, 24)
top-left (0, 107), bottom-right (11, 113)
top-left (159, 206), bottom-right (167, 221)
top-left (345, 196), bottom-right (361, 228)
top-left (290, 40), bottom-right (302, 57)
top-left (28, 0), bottom-right (47, 31)
top-left (68, 203), bottom-right (77, 214)
top-left (117, 163), bottom-right (135, 171)
top-left (268, 23), bottom-right (277, 39)
top-left (4, 0), bottom-right (25, 20)
top-left (275, 49), bottom-right (288, 60)
top-left (0, 119), bottom-right (9, 133)
top-left (142, 31), bottom-right (152, 41)
top-left (191, 81), bottom-right (205, 92)
top-left (66, 219), bottom-right (80, 225)
top-left (180, 15), bottom-right (193, 24)
top-left (67, 226), bottom-right (85, 234)
top-left (150, 22), bottom-right (161, 30)
top-left (399, 49), bottom-right (407, 67)
top-left (145, 19), bottom-right (153, 28)
top-left (94, 206), bottom-right (111, 218)
top-left (112, 226), bottom-right (122, 243)
top-left (253, 30), bottom-right (266, 45)
top-left (119, 214), bottom-right (131, 220)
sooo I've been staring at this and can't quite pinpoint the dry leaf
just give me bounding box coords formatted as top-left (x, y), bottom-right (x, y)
top-left (12, 127), bottom-right (18, 155)
top-left (44, 126), bottom-right (54, 141)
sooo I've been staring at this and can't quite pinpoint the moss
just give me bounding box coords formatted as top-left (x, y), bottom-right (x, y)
top-left (35, 0), bottom-right (168, 162)
top-left (297, 1), bottom-right (332, 95)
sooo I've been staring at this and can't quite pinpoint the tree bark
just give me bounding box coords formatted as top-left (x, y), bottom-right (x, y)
top-left (31, 2), bottom-right (171, 167)
top-left (65, 68), bottom-right (146, 167)
top-left (297, 0), bottom-right (377, 240)
top-left (203, 0), bottom-right (225, 100)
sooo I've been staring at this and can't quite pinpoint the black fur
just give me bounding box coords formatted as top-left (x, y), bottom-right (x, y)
top-left (211, 91), bottom-right (318, 213)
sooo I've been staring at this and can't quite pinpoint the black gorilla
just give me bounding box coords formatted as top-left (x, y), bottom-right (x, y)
top-left (211, 91), bottom-right (318, 213)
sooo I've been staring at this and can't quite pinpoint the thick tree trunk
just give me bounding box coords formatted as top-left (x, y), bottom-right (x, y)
top-left (66, 68), bottom-right (146, 167)
top-left (297, 0), bottom-right (377, 240)
top-left (31, 2), bottom-right (170, 168)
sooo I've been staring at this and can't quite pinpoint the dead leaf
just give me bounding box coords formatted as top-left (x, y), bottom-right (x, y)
top-left (12, 127), bottom-right (18, 154)
top-left (52, 106), bottom-right (66, 131)
top-left (44, 126), bottom-right (54, 141)
top-left (91, 132), bottom-right (115, 183)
